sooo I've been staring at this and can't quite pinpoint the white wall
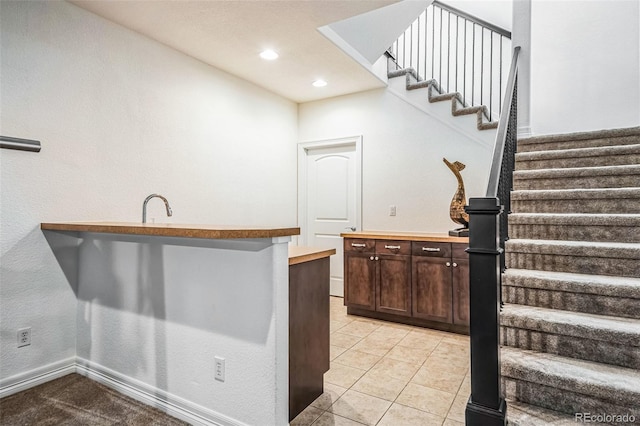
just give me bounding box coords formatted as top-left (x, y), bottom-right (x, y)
top-left (0, 0), bottom-right (297, 389)
top-left (298, 88), bottom-right (494, 233)
top-left (440, 0), bottom-right (513, 31)
top-left (529, 0), bottom-right (640, 135)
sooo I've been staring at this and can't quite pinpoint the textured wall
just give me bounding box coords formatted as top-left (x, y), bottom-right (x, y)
top-left (298, 88), bottom-right (494, 233)
top-left (0, 0), bottom-right (297, 391)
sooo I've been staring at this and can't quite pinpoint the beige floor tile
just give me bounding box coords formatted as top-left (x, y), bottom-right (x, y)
top-left (458, 376), bottom-right (471, 395)
top-left (443, 419), bottom-right (465, 426)
top-left (396, 383), bottom-right (456, 417)
top-left (311, 382), bottom-right (348, 410)
top-left (384, 345), bottom-right (432, 365)
top-left (350, 370), bottom-right (408, 401)
top-left (446, 391), bottom-right (468, 423)
top-left (311, 411), bottom-right (367, 426)
top-left (397, 331), bottom-right (442, 351)
top-left (330, 332), bottom-right (363, 349)
top-left (291, 406), bottom-right (324, 426)
top-left (325, 363), bottom-right (367, 388)
top-left (351, 336), bottom-right (396, 357)
top-left (423, 354), bottom-right (469, 375)
top-left (377, 403), bottom-right (445, 426)
top-left (412, 364), bottom-right (465, 393)
top-left (329, 390), bottom-right (392, 426)
top-left (369, 357), bottom-right (421, 382)
top-left (331, 345), bottom-right (348, 361)
top-left (338, 320), bottom-right (381, 337)
top-left (431, 341), bottom-right (470, 360)
top-left (334, 349), bottom-right (382, 370)
top-left (331, 320), bottom-right (351, 333)
top-left (441, 333), bottom-right (470, 346)
top-left (368, 325), bottom-right (410, 339)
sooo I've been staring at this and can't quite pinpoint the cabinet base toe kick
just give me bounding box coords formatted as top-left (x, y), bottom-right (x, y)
top-left (347, 307), bottom-right (469, 335)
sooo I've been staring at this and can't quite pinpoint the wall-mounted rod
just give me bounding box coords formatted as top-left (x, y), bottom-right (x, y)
top-left (0, 136), bottom-right (41, 152)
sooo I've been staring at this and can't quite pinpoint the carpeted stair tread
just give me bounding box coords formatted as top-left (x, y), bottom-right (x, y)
top-left (506, 238), bottom-right (640, 260)
top-left (513, 164), bottom-right (640, 190)
top-left (505, 239), bottom-right (640, 277)
top-left (510, 187), bottom-right (640, 214)
top-left (515, 144), bottom-right (640, 170)
top-left (512, 187), bottom-right (640, 200)
top-left (508, 212), bottom-right (640, 242)
top-left (502, 269), bottom-right (640, 319)
top-left (501, 304), bottom-right (640, 347)
top-left (506, 401), bottom-right (584, 426)
top-left (501, 347), bottom-right (640, 408)
top-left (503, 268), bottom-right (640, 299)
top-left (517, 126), bottom-right (640, 152)
top-left (509, 212), bottom-right (640, 226)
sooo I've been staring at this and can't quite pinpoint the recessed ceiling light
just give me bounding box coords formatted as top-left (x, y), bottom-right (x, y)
top-left (260, 49), bottom-right (279, 60)
top-left (312, 79), bottom-right (328, 87)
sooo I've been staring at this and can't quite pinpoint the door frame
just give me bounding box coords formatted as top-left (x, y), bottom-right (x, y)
top-left (297, 135), bottom-right (363, 246)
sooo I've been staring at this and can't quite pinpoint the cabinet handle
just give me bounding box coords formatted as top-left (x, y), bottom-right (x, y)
top-left (375, 256), bottom-right (379, 261)
top-left (422, 247), bottom-right (441, 252)
top-left (370, 256), bottom-right (375, 260)
top-left (446, 262), bottom-right (451, 267)
top-left (384, 245), bottom-right (401, 250)
top-left (351, 243), bottom-right (366, 248)
top-left (453, 262), bottom-right (458, 267)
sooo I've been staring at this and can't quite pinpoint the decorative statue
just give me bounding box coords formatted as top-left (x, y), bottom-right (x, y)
top-left (443, 158), bottom-right (469, 236)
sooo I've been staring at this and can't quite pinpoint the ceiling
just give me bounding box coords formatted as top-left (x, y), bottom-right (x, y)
top-left (70, 0), bottom-right (402, 103)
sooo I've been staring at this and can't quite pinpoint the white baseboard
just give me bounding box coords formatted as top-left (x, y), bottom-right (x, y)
top-left (0, 357), bottom-right (76, 398)
top-left (1, 357), bottom-right (250, 426)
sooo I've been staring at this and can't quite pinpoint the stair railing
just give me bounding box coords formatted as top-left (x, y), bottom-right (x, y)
top-left (388, 0), bottom-right (511, 121)
top-left (464, 46), bottom-right (520, 426)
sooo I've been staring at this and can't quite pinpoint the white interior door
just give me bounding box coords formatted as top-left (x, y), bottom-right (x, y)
top-left (298, 137), bottom-right (362, 297)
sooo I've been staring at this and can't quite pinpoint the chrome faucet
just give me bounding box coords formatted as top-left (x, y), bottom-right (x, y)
top-left (142, 194), bottom-right (172, 223)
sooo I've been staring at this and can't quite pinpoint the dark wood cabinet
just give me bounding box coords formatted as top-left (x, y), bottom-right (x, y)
top-left (412, 256), bottom-right (453, 322)
top-left (452, 256), bottom-right (470, 326)
top-left (376, 241), bottom-right (411, 317)
top-left (344, 239), bottom-right (376, 310)
top-left (343, 235), bottom-right (469, 333)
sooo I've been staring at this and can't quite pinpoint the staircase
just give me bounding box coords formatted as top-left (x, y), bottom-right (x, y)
top-left (387, 66), bottom-right (499, 131)
top-left (499, 127), bottom-right (640, 424)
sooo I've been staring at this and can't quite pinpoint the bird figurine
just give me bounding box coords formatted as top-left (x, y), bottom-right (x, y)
top-left (443, 158), bottom-right (469, 232)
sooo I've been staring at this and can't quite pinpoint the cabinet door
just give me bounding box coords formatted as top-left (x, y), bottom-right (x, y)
top-left (412, 256), bottom-right (453, 323)
top-left (344, 253), bottom-right (376, 310)
top-left (376, 254), bottom-right (411, 316)
top-left (452, 257), bottom-right (470, 326)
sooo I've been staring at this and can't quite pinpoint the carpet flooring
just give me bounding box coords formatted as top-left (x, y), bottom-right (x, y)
top-left (0, 373), bottom-right (189, 425)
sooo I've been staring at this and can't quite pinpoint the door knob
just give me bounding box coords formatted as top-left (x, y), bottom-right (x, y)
top-left (370, 256), bottom-right (375, 260)
top-left (446, 262), bottom-right (451, 267)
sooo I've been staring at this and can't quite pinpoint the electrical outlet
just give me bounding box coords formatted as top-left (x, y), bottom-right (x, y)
top-left (214, 356), bottom-right (225, 382)
top-left (18, 327), bottom-right (31, 348)
top-left (389, 205), bottom-right (397, 216)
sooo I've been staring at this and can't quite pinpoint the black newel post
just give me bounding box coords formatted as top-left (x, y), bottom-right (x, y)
top-left (464, 197), bottom-right (507, 426)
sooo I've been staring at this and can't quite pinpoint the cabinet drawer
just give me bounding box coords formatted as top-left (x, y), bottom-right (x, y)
top-left (375, 240), bottom-right (411, 255)
top-left (344, 238), bottom-right (375, 253)
top-left (452, 243), bottom-right (468, 259)
top-left (412, 242), bottom-right (451, 257)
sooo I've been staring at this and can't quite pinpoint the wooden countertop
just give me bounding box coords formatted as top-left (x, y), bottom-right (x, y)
top-left (41, 222), bottom-right (300, 240)
top-left (340, 230), bottom-right (468, 243)
top-left (288, 246), bottom-right (336, 265)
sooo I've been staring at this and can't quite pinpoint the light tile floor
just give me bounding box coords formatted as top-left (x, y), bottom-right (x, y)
top-left (291, 297), bottom-right (470, 426)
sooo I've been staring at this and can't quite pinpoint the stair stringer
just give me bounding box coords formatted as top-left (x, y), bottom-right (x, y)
top-left (388, 66), bottom-right (499, 130)
top-left (385, 68), bottom-right (496, 149)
